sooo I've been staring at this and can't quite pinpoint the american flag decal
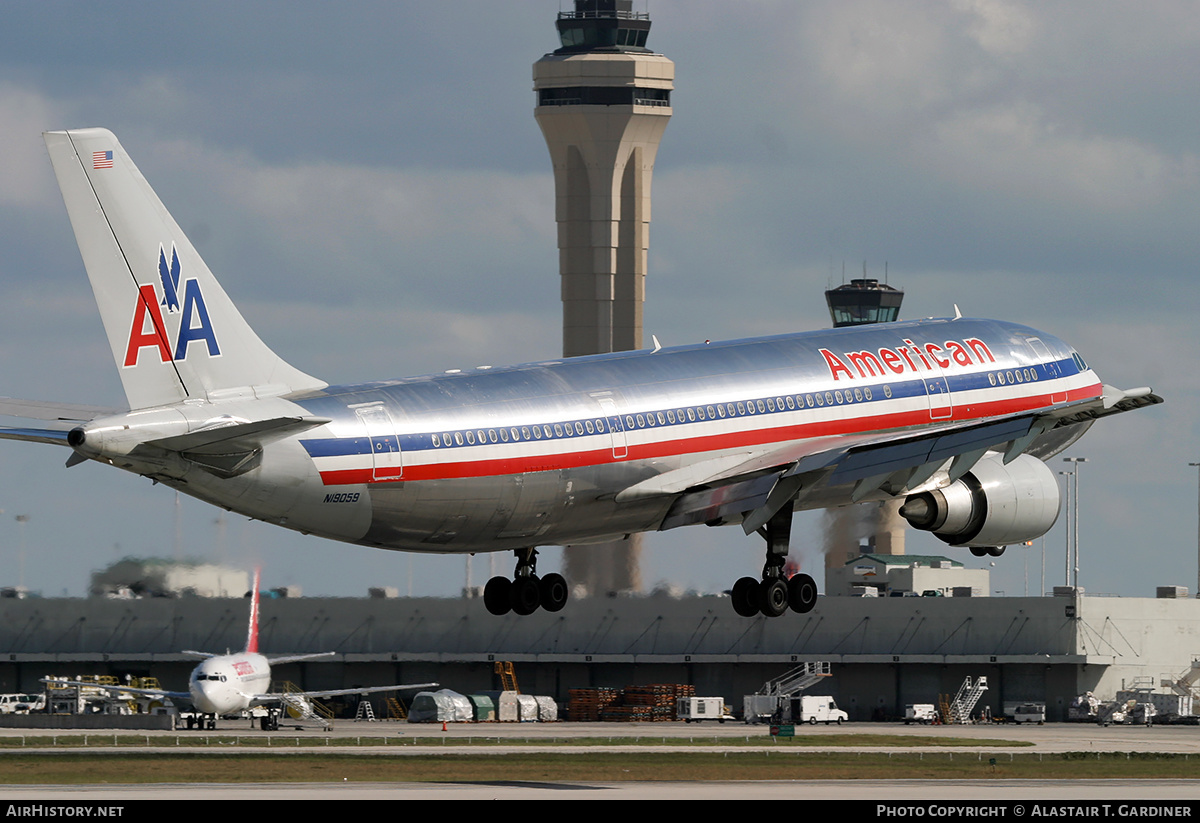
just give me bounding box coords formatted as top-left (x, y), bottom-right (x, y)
top-left (92, 150), bottom-right (114, 170)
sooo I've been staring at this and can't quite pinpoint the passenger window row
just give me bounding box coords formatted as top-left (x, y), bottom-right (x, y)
top-left (427, 386), bottom-right (895, 449)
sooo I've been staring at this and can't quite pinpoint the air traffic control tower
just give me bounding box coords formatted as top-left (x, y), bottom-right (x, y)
top-left (533, 0), bottom-right (673, 357)
top-left (823, 278), bottom-right (908, 582)
top-left (534, 0), bottom-right (673, 595)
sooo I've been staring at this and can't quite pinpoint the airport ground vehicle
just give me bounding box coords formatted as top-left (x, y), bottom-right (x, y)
top-left (798, 696), bottom-right (847, 725)
top-left (905, 704), bottom-right (938, 724)
top-left (0, 694), bottom-right (45, 714)
top-left (677, 697), bottom-right (733, 723)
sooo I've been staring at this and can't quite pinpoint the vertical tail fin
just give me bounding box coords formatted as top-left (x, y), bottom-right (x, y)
top-left (43, 128), bottom-right (325, 410)
top-left (245, 568), bottom-right (261, 654)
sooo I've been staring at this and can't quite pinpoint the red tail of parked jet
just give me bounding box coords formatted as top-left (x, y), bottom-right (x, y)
top-left (244, 568), bottom-right (260, 655)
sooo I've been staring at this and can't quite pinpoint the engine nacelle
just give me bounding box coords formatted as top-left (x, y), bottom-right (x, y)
top-left (899, 454), bottom-right (1061, 548)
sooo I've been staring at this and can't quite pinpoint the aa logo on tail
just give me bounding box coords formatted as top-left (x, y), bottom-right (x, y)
top-left (123, 245), bottom-right (220, 367)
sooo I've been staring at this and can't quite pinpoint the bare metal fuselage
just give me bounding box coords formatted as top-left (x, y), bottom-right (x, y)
top-left (74, 316), bottom-right (1100, 556)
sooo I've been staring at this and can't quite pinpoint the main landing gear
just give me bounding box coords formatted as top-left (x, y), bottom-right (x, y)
top-left (729, 506), bottom-right (817, 618)
top-left (483, 548), bottom-right (569, 616)
top-left (185, 713), bottom-right (217, 730)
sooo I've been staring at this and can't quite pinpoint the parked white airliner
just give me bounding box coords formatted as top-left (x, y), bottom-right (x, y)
top-left (47, 570), bottom-right (436, 729)
top-left (0, 129), bottom-right (1161, 619)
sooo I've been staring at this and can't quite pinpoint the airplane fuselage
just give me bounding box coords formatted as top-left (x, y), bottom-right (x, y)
top-left (188, 652), bottom-right (271, 715)
top-left (70, 316), bottom-right (1100, 555)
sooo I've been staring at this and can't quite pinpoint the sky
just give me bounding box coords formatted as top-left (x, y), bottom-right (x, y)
top-left (0, 1), bottom-right (1196, 600)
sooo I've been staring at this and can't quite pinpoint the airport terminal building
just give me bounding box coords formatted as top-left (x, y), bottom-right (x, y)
top-left (2, 589), bottom-right (1197, 722)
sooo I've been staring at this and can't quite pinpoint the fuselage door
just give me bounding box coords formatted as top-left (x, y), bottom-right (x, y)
top-left (920, 357), bottom-right (954, 421)
top-left (355, 403), bottom-right (402, 481)
top-left (594, 394), bottom-right (628, 459)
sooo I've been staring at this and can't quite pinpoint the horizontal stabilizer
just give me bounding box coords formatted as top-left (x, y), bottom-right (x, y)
top-left (147, 416), bottom-right (332, 455)
top-left (0, 427), bottom-right (72, 446)
top-left (0, 397), bottom-right (121, 422)
top-left (146, 416), bottom-right (330, 478)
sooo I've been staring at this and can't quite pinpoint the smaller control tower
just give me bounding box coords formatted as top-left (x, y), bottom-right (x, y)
top-left (825, 278), bottom-right (904, 327)
top-left (823, 277), bottom-right (907, 577)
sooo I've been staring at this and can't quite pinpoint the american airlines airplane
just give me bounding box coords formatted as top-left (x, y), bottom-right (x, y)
top-left (0, 129), bottom-right (1161, 619)
top-left (46, 570), bottom-right (436, 730)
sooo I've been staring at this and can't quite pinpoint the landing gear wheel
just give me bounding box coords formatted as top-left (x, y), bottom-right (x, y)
top-left (484, 576), bottom-right (512, 616)
top-left (539, 573), bottom-right (568, 613)
top-left (970, 546), bottom-right (989, 557)
top-left (731, 577), bottom-right (760, 617)
top-left (510, 576), bottom-right (541, 616)
top-left (987, 546), bottom-right (1006, 557)
top-left (758, 578), bottom-right (789, 617)
top-left (788, 573), bottom-right (818, 614)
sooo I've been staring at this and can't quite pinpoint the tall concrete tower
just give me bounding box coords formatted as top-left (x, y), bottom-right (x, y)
top-left (534, 0), bottom-right (673, 595)
top-left (534, 0), bottom-right (673, 357)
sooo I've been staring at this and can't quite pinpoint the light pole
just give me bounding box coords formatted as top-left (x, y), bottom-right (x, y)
top-left (1059, 469), bottom-right (1074, 587)
top-left (1190, 462), bottom-right (1200, 598)
top-left (1063, 457), bottom-right (1088, 588)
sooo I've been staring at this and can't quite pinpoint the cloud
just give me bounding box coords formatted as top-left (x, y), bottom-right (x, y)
top-left (953, 0), bottom-right (1035, 57)
top-left (925, 100), bottom-right (1198, 212)
top-left (0, 84), bottom-right (62, 208)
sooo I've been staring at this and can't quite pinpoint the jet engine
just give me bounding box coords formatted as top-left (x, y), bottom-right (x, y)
top-left (899, 454), bottom-right (1061, 549)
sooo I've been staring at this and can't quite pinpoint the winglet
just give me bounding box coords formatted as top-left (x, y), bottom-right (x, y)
top-left (245, 568), bottom-right (261, 654)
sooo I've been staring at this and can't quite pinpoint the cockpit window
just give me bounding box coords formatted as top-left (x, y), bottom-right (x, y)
top-left (1072, 352), bottom-right (1088, 371)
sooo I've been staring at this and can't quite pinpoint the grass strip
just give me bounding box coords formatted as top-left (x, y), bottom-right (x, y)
top-left (0, 751), bottom-right (1195, 784)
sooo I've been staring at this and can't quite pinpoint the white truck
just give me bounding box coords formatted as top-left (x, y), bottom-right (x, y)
top-left (677, 696), bottom-right (733, 723)
top-left (1007, 703), bottom-right (1046, 724)
top-left (0, 693), bottom-right (45, 714)
top-left (797, 695), bottom-right (847, 725)
top-left (905, 704), bottom-right (938, 724)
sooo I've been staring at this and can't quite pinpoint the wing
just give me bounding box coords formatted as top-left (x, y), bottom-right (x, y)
top-left (264, 652), bottom-right (336, 665)
top-left (622, 384), bottom-right (1162, 534)
top-left (249, 681), bottom-right (438, 706)
top-left (42, 678), bottom-right (191, 703)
